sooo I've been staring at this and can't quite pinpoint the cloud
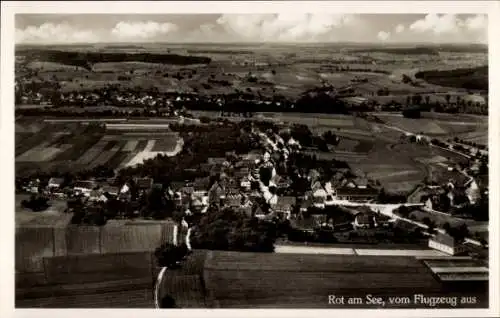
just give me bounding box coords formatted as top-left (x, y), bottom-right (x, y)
top-left (464, 14), bottom-right (487, 31)
top-left (409, 14), bottom-right (463, 34)
top-left (16, 22), bottom-right (99, 44)
top-left (377, 31), bottom-right (390, 41)
top-left (110, 21), bottom-right (178, 39)
top-left (216, 14), bottom-right (357, 42)
top-left (407, 14), bottom-right (487, 43)
top-left (395, 24), bottom-right (405, 33)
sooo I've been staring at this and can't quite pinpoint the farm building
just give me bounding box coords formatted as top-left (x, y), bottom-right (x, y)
top-left (135, 177), bottom-right (153, 192)
top-left (340, 96), bottom-right (372, 109)
top-left (462, 94), bottom-right (486, 105)
top-left (101, 185), bottom-right (119, 197)
top-left (272, 196), bottom-right (296, 219)
top-left (353, 212), bottom-right (378, 229)
top-left (336, 187), bottom-right (379, 202)
top-left (73, 181), bottom-right (96, 197)
top-left (428, 233), bottom-right (467, 256)
top-left (47, 178), bottom-right (64, 190)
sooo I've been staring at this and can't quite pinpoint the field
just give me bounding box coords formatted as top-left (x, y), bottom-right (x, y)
top-left (16, 43), bottom-right (487, 100)
top-left (375, 112), bottom-right (487, 144)
top-left (154, 250), bottom-right (489, 308)
top-left (15, 119), bottom-right (183, 175)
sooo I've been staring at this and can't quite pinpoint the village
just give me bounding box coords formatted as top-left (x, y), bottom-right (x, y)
top-left (16, 117), bottom-right (488, 259)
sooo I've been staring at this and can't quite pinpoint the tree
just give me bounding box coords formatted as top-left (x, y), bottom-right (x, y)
top-left (154, 243), bottom-right (189, 268)
top-left (402, 107), bottom-right (421, 118)
top-left (190, 207), bottom-right (277, 252)
top-left (21, 194), bottom-right (50, 212)
top-left (259, 166), bottom-right (273, 186)
top-left (442, 222), bottom-right (452, 234)
top-left (159, 295), bottom-right (177, 308)
top-left (448, 223), bottom-right (469, 243)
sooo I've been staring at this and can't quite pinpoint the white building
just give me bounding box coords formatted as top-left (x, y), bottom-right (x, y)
top-left (428, 233), bottom-right (466, 256)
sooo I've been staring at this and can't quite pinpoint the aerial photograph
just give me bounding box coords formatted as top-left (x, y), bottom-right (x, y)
top-left (14, 12), bottom-right (489, 309)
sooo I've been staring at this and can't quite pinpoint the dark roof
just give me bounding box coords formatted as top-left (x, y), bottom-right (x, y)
top-left (292, 214), bottom-right (326, 230)
top-left (276, 196), bottom-right (296, 207)
top-left (207, 157), bottom-right (227, 165)
top-left (135, 178), bottom-right (153, 189)
top-left (193, 177), bottom-right (210, 191)
top-left (157, 250), bottom-right (446, 308)
top-left (355, 212), bottom-right (376, 225)
top-left (170, 181), bottom-right (185, 191)
top-left (73, 181), bottom-right (95, 189)
top-left (337, 187), bottom-right (379, 196)
top-left (101, 185), bottom-right (119, 194)
top-left (48, 177), bottom-right (64, 185)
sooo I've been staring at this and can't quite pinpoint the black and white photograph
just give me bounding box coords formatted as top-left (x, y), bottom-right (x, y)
top-left (1, 1), bottom-right (498, 316)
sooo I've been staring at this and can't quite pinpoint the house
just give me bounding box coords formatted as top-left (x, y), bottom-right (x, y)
top-left (47, 177), bottom-right (64, 190)
top-left (24, 179), bottom-right (41, 193)
top-left (325, 194), bottom-right (336, 206)
top-left (345, 177), bottom-right (368, 189)
top-left (240, 176), bottom-right (251, 191)
top-left (169, 181), bottom-right (185, 192)
top-left (208, 157), bottom-right (227, 166)
top-left (88, 190), bottom-right (108, 203)
top-left (208, 181), bottom-right (225, 205)
top-left (101, 185), bottom-right (119, 197)
top-left (135, 177), bottom-right (153, 192)
top-left (324, 181), bottom-right (335, 195)
top-left (263, 190), bottom-right (278, 206)
top-left (428, 233), bottom-right (467, 256)
top-left (276, 176), bottom-right (292, 190)
top-left (465, 178), bottom-right (481, 204)
top-left (336, 187), bottom-right (378, 202)
top-left (353, 212), bottom-right (378, 229)
top-left (191, 190), bottom-right (209, 208)
top-left (341, 96), bottom-right (371, 109)
top-left (300, 198), bottom-right (312, 213)
top-left (180, 186), bottom-right (195, 196)
top-left (236, 196), bottom-right (253, 217)
top-left (224, 192), bottom-right (243, 208)
top-left (234, 167), bottom-right (250, 179)
top-left (73, 181), bottom-right (95, 197)
top-left (424, 192), bottom-right (451, 212)
top-left (252, 203), bottom-right (267, 219)
top-left (307, 169), bottom-right (321, 183)
top-left (193, 177), bottom-right (210, 192)
top-left (273, 196), bottom-right (296, 220)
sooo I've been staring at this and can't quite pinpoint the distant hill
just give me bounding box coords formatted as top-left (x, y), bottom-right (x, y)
top-left (415, 66), bottom-right (488, 91)
top-left (349, 44), bottom-right (487, 55)
top-left (16, 49), bottom-right (212, 71)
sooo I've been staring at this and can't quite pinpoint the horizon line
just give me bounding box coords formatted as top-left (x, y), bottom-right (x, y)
top-left (15, 41), bottom-right (488, 46)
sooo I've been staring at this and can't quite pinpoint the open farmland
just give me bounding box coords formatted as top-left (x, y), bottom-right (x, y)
top-left (376, 112), bottom-right (487, 138)
top-left (154, 250), bottom-right (489, 308)
top-left (15, 119), bottom-right (183, 175)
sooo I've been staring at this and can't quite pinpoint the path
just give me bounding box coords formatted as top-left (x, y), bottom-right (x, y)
top-left (274, 245), bottom-right (446, 257)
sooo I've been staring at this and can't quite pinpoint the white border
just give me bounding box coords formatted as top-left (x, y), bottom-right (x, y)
top-left (1, 1), bottom-right (499, 318)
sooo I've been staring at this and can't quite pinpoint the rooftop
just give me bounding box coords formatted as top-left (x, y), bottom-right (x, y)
top-left (337, 187), bottom-right (379, 196)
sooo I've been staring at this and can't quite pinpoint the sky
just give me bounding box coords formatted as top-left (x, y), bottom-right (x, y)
top-left (15, 14), bottom-right (488, 45)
